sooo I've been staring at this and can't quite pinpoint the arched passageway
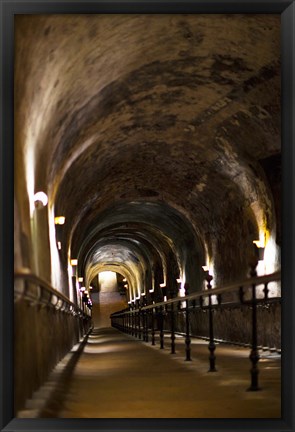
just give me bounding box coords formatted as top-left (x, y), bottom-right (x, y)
top-left (14, 13), bottom-right (281, 418)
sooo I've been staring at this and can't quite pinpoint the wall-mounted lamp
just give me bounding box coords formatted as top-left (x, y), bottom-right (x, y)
top-left (70, 259), bottom-right (78, 266)
top-left (55, 217), bottom-right (65, 251)
top-left (176, 278), bottom-right (182, 284)
top-left (54, 216), bottom-right (65, 225)
top-left (159, 283), bottom-right (166, 288)
top-left (78, 277), bottom-right (83, 282)
top-left (253, 240), bottom-right (265, 261)
top-left (123, 278), bottom-right (127, 282)
top-left (33, 191), bottom-right (48, 209)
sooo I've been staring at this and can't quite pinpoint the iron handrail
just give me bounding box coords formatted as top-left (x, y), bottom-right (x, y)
top-left (111, 269), bottom-right (281, 390)
top-left (112, 270), bottom-right (281, 315)
top-left (14, 267), bottom-right (91, 318)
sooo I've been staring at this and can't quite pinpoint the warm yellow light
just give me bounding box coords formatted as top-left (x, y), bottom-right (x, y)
top-left (176, 278), bottom-right (182, 283)
top-left (159, 283), bottom-right (166, 287)
top-left (78, 277), bottom-right (83, 282)
top-left (164, 296), bottom-right (167, 302)
top-left (89, 286), bottom-right (93, 290)
top-left (99, 271), bottom-right (117, 283)
top-left (33, 191), bottom-right (48, 207)
top-left (124, 284), bottom-right (128, 288)
top-left (71, 259), bottom-right (78, 266)
top-left (202, 265), bottom-right (209, 272)
top-left (57, 241), bottom-right (62, 250)
top-left (253, 240), bottom-right (264, 248)
top-left (123, 278), bottom-right (127, 282)
top-left (54, 216), bottom-right (66, 225)
top-left (81, 287), bottom-right (85, 292)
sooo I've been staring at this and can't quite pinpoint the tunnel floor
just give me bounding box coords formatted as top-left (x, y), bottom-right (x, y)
top-left (21, 327), bottom-right (281, 418)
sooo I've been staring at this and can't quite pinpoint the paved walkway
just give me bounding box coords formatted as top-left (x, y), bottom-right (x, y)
top-left (33, 327), bottom-right (281, 418)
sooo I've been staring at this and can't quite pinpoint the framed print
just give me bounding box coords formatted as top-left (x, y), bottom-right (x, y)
top-left (1, 1), bottom-right (295, 432)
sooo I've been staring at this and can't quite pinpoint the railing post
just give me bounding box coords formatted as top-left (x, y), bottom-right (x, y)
top-left (128, 310), bottom-right (131, 334)
top-left (143, 297), bottom-right (149, 342)
top-left (145, 308), bottom-right (149, 342)
top-left (184, 283), bottom-right (191, 361)
top-left (170, 290), bottom-right (176, 354)
top-left (159, 305), bottom-right (164, 349)
top-left (131, 305), bottom-right (135, 336)
top-left (134, 306), bottom-right (138, 338)
top-left (206, 272), bottom-right (217, 372)
top-left (138, 305), bottom-right (142, 340)
top-left (151, 304), bottom-right (156, 345)
top-left (248, 259), bottom-right (261, 391)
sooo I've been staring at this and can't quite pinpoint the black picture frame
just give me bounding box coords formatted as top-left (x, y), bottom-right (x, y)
top-left (1, 1), bottom-right (294, 431)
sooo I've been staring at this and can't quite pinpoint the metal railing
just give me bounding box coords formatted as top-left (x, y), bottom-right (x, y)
top-left (14, 267), bottom-right (91, 319)
top-left (111, 265), bottom-right (281, 391)
top-left (14, 267), bottom-right (93, 412)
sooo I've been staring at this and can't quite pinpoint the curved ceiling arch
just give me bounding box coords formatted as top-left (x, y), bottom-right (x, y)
top-left (14, 14), bottom-right (281, 293)
top-left (70, 201), bottom-right (206, 291)
top-left (84, 239), bottom-right (152, 296)
top-left (78, 222), bottom-right (180, 281)
top-left (87, 262), bottom-right (138, 302)
top-left (81, 227), bottom-right (182, 301)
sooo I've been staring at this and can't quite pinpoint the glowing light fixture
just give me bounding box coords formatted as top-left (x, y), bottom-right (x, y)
top-left (54, 216), bottom-right (66, 225)
top-left (253, 240), bottom-right (265, 261)
top-left (164, 296), bottom-right (167, 302)
top-left (89, 286), bottom-right (93, 290)
top-left (124, 284), bottom-right (128, 288)
top-left (253, 240), bottom-right (264, 248)
top-left (123, 278), bottom-right (127, 282)
top-left (159, 283), bottom-right (166, 288)
top-left (80, 287), bottom-right (86, 292)
top-left (33, 191), bottom-right (48, 208)
top-left (78, 277), bottom-right (83, 282)
top-left (176, 278), bottom-right (182, 284)
top-left (57, 242), bottom-right (62, 250)
top-left (70, 259), bottom-right (78, 266)
top-left (202, 265), bottom-right (209, 272)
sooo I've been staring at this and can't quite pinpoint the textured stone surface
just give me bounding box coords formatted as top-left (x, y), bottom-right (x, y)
top-left (14, 16), bottom-right (281, 413)
top-left (15, 14), bottom-right (281, 294)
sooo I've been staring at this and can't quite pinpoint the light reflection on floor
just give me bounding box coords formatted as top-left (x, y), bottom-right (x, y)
top-left (28, 327), bottom-right (280, 419)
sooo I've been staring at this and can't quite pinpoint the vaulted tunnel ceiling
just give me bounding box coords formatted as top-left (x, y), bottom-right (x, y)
top-left (15, 14), bottom-right (281, 296)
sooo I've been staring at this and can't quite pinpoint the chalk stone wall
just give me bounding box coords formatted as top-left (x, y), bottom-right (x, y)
top-left (91, 292), bottom-right (128, 328)
top-left (173, 302), bottom-right (281, 349)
